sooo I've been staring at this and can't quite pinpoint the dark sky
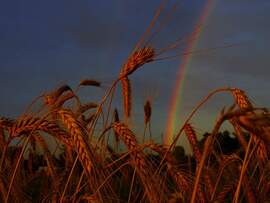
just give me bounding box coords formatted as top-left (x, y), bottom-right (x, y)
top-left (1, 0), bottom-right (270, 143)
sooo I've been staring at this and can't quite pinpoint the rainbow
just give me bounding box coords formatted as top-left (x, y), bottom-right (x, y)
top-left (164, 0), bottom-right (215, 145)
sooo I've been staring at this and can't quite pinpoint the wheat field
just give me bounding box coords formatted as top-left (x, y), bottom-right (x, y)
top-left (0, 52), bottom-right (269, 202)
top-left (0, 3), bottom-right (270, 203)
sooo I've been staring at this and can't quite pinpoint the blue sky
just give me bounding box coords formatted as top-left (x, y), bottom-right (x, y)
top-left (1, 0), bottom-right (269, 144)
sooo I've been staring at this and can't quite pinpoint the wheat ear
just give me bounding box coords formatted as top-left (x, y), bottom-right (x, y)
top-left (120, 77), bottom-right (132, 119)
top-left (119, 47), bottom-right (155, 78)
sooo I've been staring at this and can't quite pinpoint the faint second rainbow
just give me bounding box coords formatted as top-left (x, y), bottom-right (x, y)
top-left (164, 0), bottom-right (215, 145)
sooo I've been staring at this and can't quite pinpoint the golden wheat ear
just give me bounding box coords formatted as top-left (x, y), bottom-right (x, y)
top-left (184, 123), bottom-right (201, 163)
top-left (79, 79), bottom-right (101, 87)
top-left (43, 84), bottom-right (73, 106)
top-left (230, 88), bottom-right (270, 146)
top-left (230, 88), bottom-right (253, 110)
top-left (111, 122), bottom-right (168, 202)
top-left (120, 77), bottom-right (132, 119)
top-left (111, 122), bottom-right (145, 169)
top-left (57, 109), bottom-right (95, 175)
top-left (119, 47), bottom-right (155, 79)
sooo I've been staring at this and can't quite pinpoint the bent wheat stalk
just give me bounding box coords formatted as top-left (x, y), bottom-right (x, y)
top-left (118, 47), bottom-right (155, 119)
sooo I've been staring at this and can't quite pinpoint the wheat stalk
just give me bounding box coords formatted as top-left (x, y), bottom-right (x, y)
top-left (118, 47), bottom-right (155, 119)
